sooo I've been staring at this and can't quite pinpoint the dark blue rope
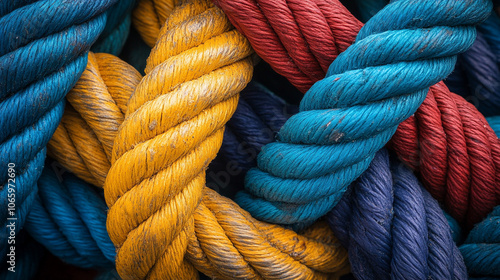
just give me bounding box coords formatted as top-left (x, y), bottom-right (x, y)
top-left (207, 81), bottom-right (298, 198)
top-left (25, 163), bottom-right (115, 269)
top-left (327, 149), bottom-right (467, 280)
top-left (445, 12), bottom-right (500, 116)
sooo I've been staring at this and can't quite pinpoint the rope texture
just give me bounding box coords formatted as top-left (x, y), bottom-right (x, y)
top-left (0, 0), bottom-right (115, 258)
top-left (49, 53), bottom-right (349, 280)
top-left (102, 2), bottom-right (349, 278)
top-left (445, 11), bottom-right (500, 117)
top-left (214, 0), bottom-right (363, 93)
top-left (25, 164), bottom-right (115, 269)
top-left (208, 81), bottom-right (298, 198)
top-left (459, 206), bottom-right (500, 278)
top-left (327, 149), bottom-right (467, 280)
top-left (92, 0), bottom-right (136, 55)
top-left (47, 52), bottom-right (142, 188)
top-left (132, 0), bottom-right (178, 47)
top-left (0, 233), bottom-right (44, 280)
top-left (231, 0), bottom-right (492, 229)
top-left (390, 81), bottom-right (500, 229)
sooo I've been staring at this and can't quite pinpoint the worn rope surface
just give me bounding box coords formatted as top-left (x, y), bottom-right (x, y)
top-left (327, 149), bottom-right (467, 280)
top-left (459, 206), bottom-right (500, 278)
top-left (0, 0), bottom-right (115, 258)
top-left (104, 1), bottom-right (350, 278)
top-left (49, 51), bottom-right (349, 279)
top-left (47, 52), bottom-right (142, 188)
top-left (233, 0), bottom-right (492, 229)
top-left (390, 81), bottom-right (500, 228)
top-left (214, 0), bottom-right (363, 93)
top-left (445, 11), bottom-right (500, 117)
top-left (215, 0), bottom-right (499, 229)
top-left (132, 0), bottom-right (178, 47)
top-left (25, 165), bottom-right (115, 269)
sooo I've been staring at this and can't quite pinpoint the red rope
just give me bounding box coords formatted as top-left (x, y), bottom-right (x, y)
top-left (214, 0), bottom-right (362, 92)
top-left (216, 0), bottom-right (500, 227)
top-left (391, 82), bottom-right (500, 228)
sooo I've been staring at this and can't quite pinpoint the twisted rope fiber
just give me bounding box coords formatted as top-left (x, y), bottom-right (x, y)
top-left (327, 149), bottom-right (467, 280)
top-left (216, 0), bottom-right (500, 228)
top-left (230, 0), bottom-right (492, 229)
top-left (47, 52), bottom-right (142, 188)
top-left (208, 81), bottom-right (298, 198)
top-left (487, 116), bottom-right (500, 138)
top-left (445, 12), bottom-right (500, 117)
top-left (36, 5), bottom-right (350, 278)
top-left (0, 0), bottom-right (115, 257)
top-left (459, 206), bottom-right (500, 278)
top-left (132, 0), bottom-right (178, 47)
top-left (214, 0), bottom-right (363, 93)
top-left (24, 164), bottom-right (115, 269)
top-left (92, 0), bottom-right (136, 55)
top-left (49, 53), bottom-right (349, 279)
top-left (390, 81), bottom-right (500, 228)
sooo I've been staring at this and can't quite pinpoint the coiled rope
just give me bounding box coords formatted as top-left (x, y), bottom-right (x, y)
top-left (327, 149), bottom-right (467, 280)
top-left (230, 0), bottom-right (492, 229)
top-left (216, 0), bottom-right (498, 229)
top-left (445, 11), bottom-right (500, 117)
top-left (50, 48), bottom-right (349, 279)
top-left (459, 206), bottom-right (500, 278)
top-left (132, 0), bottom-right (178, 47)
top-left (214, 0), bottom-right (363, 93)
top-left (24, 164), bottom-right (115, 269)
top-left (92, 0), bottom-right (136, 55)
top-left (0, 0), bottom-right (115, 257)
top-left (390, 81), bottom-right (500, 228)
top-left (47, 52), bottom-right (142, 188)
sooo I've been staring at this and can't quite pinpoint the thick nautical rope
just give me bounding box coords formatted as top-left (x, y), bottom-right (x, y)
top-left (445, 11), bottom-right (500, 117)
top-left (390, 81), bottom-right (500, 228)
top-left (459, 206), bottom-right (500, 278)
top-left (92, 0), bottom-right (136, 55)
top-left (25, 165), bottom-right (115, 269)
top-left (47, 52), bottom-right (142, 188)
top-left (0, 0), bottom-right (115, 257)
top-left (327, 149), bottom-right (467, 280)
top-left (214, 0), bottom-right (363, 93)
top-left (132, 0), bottom-right (178, 47)
top-left (103, 1), bottom-right (349, 278)
top-left (49, 52), bottom-right (349, 279)
top-left (219, 0), bottom-right (494, 229)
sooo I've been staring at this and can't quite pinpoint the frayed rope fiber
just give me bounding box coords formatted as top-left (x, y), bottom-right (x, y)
top-left (50, 51), bottom-right (348, 280)
top-left (327, 149), bottom-right (467, 280)
top-left (216, 0), bottom-right (500, 229)
top-left (25, 164), bottom-right (115, 269)
top-left (445, 11), bottom-right (500, 117)
top-left (230, 0), bottom-right (492, 229)
top-left (0, 0), bottom-right (116, 258)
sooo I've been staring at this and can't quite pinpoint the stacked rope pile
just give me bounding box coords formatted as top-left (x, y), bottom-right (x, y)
top-left (47, 45), bottom-right (348, 280)
top-left (3, 0), bottom-right (500, 278)
top-left (0, 0), bottom-right (116, 263)
top-left (216, 0), bottom-right (498, 230)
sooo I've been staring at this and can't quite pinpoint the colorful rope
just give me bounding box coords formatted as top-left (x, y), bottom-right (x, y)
top-left (0, 0), bottom-right (115, 259)
top-left (233, 0), bottom-right (492, 229)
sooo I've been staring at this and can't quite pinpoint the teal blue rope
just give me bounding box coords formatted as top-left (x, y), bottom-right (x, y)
top-left (237, 0), bottom-right (492, 229)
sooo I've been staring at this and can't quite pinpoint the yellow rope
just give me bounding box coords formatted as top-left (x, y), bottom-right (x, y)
top-left (49, 1), bottom-right (350, 278)
top-left (47, 52), bottom-right (141, 187)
